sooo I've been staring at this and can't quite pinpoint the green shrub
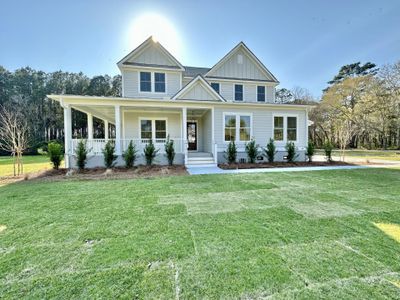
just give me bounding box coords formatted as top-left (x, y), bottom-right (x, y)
top-left (164, 136), bottom-right (175, 166)
top-left (47, 142), bottom-right (63, 170)
top-left (245, 139), bottom-right (259, 163)
top-left (264, 138), bottom-right (276, 163)
top-left (102, 140), bottom-right (117, 169)
top-left (123, 141), bottom-right (137, 168)
top-left (143, 140), bottom-right (159, 166)
top-left (324, 141), bottom-right (334, 162)
top-left (75, 140), bottom-right (88, 170)
top-left (306, 141), bottom-right (315, 162)
top-left (285, 142), bottom-right (298, 163)
top-left (224, 141), bottom-right (237, 164)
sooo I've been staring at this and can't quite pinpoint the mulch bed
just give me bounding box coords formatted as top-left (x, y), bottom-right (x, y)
top-left (218, 161), bottom-right (355, 170)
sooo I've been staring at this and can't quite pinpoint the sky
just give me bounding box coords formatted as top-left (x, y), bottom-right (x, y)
top-left (1, 0), bottom-right (400, 98)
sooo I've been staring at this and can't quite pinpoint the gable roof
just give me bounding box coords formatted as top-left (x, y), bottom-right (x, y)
top-left (172, 75), bottom-right (226, 102)
top-left (205, 42), bottom-right (279, 83)
top-left (183, 66), bottom-right (210, 77)
top-left (117, 36), bottom-right (185, 71)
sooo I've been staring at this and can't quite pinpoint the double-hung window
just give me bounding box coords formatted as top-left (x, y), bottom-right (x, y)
top-left (224, 115), bottom-right (236, 142)
top-left (257, 86), bottom-right (265, 102)
top-left (234, 84), bottom-right (243, 101)
top-left (224, 113), bottom-right (252, 142)
top-left (273, 117), bottom-right (284, 141)
top-left (140, 72), bottom-right (151, 92)
top-left (154, 72), bottom-right (166, 93)
top-left (287, 117), bottom-right (297, 141)
top-left (211, 82), bottom-right (220, 94)
top-left (273, 116), bottom-right (297, 142)
top-left (140, 119), bottom-right (167, 141)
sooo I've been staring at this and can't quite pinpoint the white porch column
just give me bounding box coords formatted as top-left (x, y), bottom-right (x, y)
top-left (63, 104), bottom-right (72, 168)
top-left (104, 120), bottom-right (109, 140)
top-left (211, 107), bottom-right (217, 164)
top-left (87, 113), bottom-right (93, 139)
top-left (182, 107), bottom-right (187, 164)
top-left (115, 105), bottom-right (121, 155)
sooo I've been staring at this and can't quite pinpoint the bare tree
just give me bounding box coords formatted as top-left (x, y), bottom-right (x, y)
top-left (0, 105), bottom-right (29, 176)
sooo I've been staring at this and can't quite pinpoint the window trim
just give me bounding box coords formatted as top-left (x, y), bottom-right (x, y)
top-left (138, 71), bottom-right (168, 94)
top-left (233, 84), bottom-right (244, 101)
top-left (210, 82), bottom-right (220, 94)
top-left (139, 71), bottom-right (152, 93)
top-left (154, 72), bottom-right (166, 93)
top-left (223, 112), bottom-right (253, 143)
top-left (257, 85), bottom-right (266, 102)
top-left (139, 117), bottom-right (168, 140)
top-left (272, 114), bottom-right (298, 143)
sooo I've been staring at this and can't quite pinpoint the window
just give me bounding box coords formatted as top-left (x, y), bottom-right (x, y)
top-left (274, 116), bottom-right (284, 141)
top-left (287, 117), bottom-right (297, 141)
top-left (140, 72), bottom-right (151, 92)
top-left (234, 84), bottom-right (243, 101)
top-left (211, 82), bottom-right (220, 94)
top-left (224, 113), bottom-right (252, 142)
top-left (140, 119), bottom-right (167, 140)
top-left (154, 72), bottom-right (166, 93)
top-left (141, 119), bottom-right (152, 139)
top-left (155, 120), bottom-right (166, 139)
top-left (257, 86), bottom-right (265, 102)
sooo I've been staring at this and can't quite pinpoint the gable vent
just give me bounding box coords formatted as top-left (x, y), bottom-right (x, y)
top-left (237, 54), bottom-right (243, 64)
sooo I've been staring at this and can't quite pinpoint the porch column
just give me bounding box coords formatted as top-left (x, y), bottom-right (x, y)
top-left (87, 113), bottom-right (93, 139)
top-left (104, 120), bottom-right (109, 140)
top-left (115, 105), bottom-right (121, 155)
top-left (182, 107), bottom-right (187, 164)
top-left (63, 104), bottom-right (72, 168)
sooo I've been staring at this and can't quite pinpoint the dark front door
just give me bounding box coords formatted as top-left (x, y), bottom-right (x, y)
top-left (187, 122), bottom-right (197, 151)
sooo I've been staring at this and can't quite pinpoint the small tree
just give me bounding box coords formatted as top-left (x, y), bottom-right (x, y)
top-left (48, 142), bottom-right (63, 170)
top-left (324, 141), bottom-right (334, 162)
top-left (164, 136), bottom-right (175, 166)
top-left (245, 138), bottom-right (259, 163)
top-left (75, 140), bottom-right (89, 170)
top-left (264, 138), bottom-right (276, 163)
top-left (306, 141), bottom-right (315, 163)
top-left (143, 140), bottom-right (159, 166)
top-left (285, 142), bottom-right (298, 163)
top-left (102, 140), bottom-right (117, 169)
top-left (123, 140), bottom-right (137, 168)
top-left (224, 141), bottom-right (237, 164)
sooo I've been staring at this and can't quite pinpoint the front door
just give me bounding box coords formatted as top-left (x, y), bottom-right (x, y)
top-left (187, 122), bottom-right (197, 151)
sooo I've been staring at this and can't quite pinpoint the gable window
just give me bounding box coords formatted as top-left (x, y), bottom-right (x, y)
top-left (154, 72), bottom-right (166, 93)
top-left (273, 116), bottom-right (297, 142)
top-left (211, 82), bottom-right (220, 94)
top-left (287, 117), bottom-right (297, 141)
top-left (234, 84), bottom-right (243, 101)
top-left (274, 117), bottom-right (284, 141)
top-left (224, 113), bottom-right (252, 142)
top-left (140, 72), bottom-right (151, 92)
top-left (257, 86), bottom-right (265, 102)
top-left (140, 119), bottom-right (167, 140)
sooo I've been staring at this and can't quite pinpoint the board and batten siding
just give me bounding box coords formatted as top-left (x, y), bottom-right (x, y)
top-left (127, 45), bottom-right (177, 67)
top-left (122, 69), bottom-right (181, 98)
top-left (213, 107), bottom-right (307, 151)
top-left (178, 82), bottom-right (216, 101)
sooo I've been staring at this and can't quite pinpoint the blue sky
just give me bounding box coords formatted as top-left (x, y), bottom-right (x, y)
top-left (1, 0), bottom-right (399, 98)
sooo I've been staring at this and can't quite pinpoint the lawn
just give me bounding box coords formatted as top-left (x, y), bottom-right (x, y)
top-left (316, 149), bottom-right (400, 161)
top-left (0, 168), bottom-right (400, 298)
top-left (0, 155), bottom-right (54, 177)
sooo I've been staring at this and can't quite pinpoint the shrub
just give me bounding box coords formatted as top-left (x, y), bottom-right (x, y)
top-left (102, 140), bottom-right (117, 169)
top-left (306, 141), bottom-right (315, 162)
top-left (224, 141), bottom-right (237, 164)
top-left (164, 136), bottom-right (175, 166)
top-left (47, 142), bottom-right (63, 170)
top-left (285, 142), bottom-right (298, 163)
top-left (75, 140), bottom-right (89, 170)
top-left (123, 140), bottom-right (137, 168)
top-left (245, 138), bottom-right (259, 163)
top-left (143, 140), bottom-right (159, 166)
top-left (264, 138), bottom-right (276, 163)
top-left (324, 141), bottom-right (334, 162)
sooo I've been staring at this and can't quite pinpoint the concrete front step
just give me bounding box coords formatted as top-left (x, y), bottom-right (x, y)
top-left (186, 163), bottom-right (218, 168)
top-left (186, 160), bottom-right (215, 165)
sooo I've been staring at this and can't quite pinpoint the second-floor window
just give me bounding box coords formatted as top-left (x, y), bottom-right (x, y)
top-left (234, 84), bottom-right (243, 101)
top-left (154, 73), bottom-right (166, 93)
top-left (257, 86), bottom-right (265, 102)
top-left (211, 82), bottom-right (220, 94)
top-left (140, 72), bottom-right (151, 92)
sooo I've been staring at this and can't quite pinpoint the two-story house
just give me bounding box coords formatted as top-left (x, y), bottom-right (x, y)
top-left (49, 36), bottom-right (311, 168)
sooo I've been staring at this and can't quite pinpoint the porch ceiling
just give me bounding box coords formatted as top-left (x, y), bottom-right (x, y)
top-left (72, 105), bottom-right (116, 124)
top-left (187, 108), bottom-right (209, 118)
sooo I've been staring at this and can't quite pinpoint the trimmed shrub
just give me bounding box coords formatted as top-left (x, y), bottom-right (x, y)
top-left (285, 142), bottom-right (298, 163)
top-left (102, 140), bottom-right (117, 169)
top-left (245, 138), bottom-right (259, 163)
top-left (123, 140), bottom-right (137, 168)
top-left (264, 138), bottom-right (276, 163)
top-left (306, 141), bottom-right (315, 162)
top-left (48, 142), bottom-right (63, 170)
top-left (224, 141), bottom-right (237, 164)
top-left (324, 141), bottom-right (334, 162)
top-left (164, 136), bottom-right (175, 166)
top-left (75, 140), bottom-right (88, 170)
top-left (143, 140), bottom-right (159, 166)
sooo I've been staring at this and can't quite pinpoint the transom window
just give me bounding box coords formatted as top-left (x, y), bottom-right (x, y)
top-left (257, 86), bottom-right (265, 102)
top-left (140, 119), bottom-right (167, 140)
top-left (224, 113), bottom-right (252, 142)
top-left (154, 73), bottom-right (166, 93)
top-left (211, 82), bottom-right (220, 94)
top-left (140, 72), bottom-right (151, 92)
top-left (273, 116), bottom-right (297, 142)
top-left (234, 84), bottom-right (243, 101)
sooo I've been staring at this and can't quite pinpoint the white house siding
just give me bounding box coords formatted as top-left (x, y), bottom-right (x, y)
top-left (202, 110), bottom-right (212, 153)
top-left (182, 77), bottom-right (191, 87)
top-left (127, 44), bottom-right (177, 67)
top-left (122, 69), bottom-right (181, 98)
top-left (178, 82), bottom-right (217, 101)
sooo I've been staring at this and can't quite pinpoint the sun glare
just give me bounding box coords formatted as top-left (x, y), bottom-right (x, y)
top-left (127, 13), bottom-right (183, 59)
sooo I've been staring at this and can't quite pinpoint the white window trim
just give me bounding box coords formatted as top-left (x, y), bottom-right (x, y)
top-left (223, 112), bottom-right (253, 143)
top-left (257, 85), bottom-right (266, 102)
top-left (139, 117), bottom-right (168, 140)
top-left (272, 114), bottom-right (298, 144)
top-left (233, 84), bottom-right (244, 101)
top-left (138, 71), bottom-right (168, 94)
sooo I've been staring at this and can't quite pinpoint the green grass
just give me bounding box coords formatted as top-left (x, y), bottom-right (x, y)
top-left (0, 155), bottom-right (54, 177)
top-left (316, 149), bottom-right (400, 161)
top-left (1, 168), bottom-right (400, 298)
